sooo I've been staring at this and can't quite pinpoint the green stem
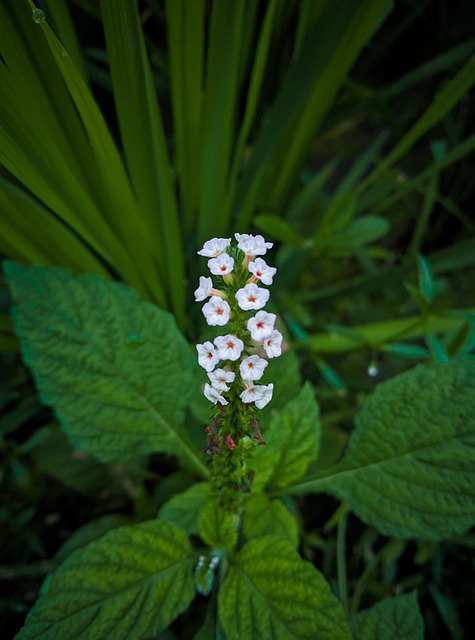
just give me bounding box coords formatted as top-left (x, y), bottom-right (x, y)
top-left (336, 505), bottom-right (349, 615)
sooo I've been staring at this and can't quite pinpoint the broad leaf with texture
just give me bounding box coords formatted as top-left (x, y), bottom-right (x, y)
top-left (351, 592), bottom-right (424, 640)
top-left (290, 360), bottom-right (475, 540)
top-left (5, 263), bottom-right (206, 476)
top-left (253, 383), bottom-right (321, 489)
top-left (15, 520), bottom-right (195, 640)
top-left (242, 493), bottom-right (299, 546)
top-left (218, 536), bottom-right (352, 640)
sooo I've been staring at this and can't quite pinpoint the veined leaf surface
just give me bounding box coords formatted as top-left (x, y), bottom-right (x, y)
top-left (288, 360), bottom-right (475, 540)
top-left (15, 520), bottom-right (195, 640)
top-left (5, 263), bottom-right (207, 477)
top-left (218, 536), bottom-right (351, 640)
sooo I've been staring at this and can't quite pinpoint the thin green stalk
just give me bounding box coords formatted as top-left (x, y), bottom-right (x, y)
top-left (336, 504), bottom-right (350, 615)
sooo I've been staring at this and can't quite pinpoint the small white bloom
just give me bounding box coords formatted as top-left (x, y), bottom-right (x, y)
top-left (196, 341), bottom-right (220, 372)
top-left (204, 382), bottom-right (228, 405)
top-left (248, 257), bottom-right (277, 285)
top-left (240, 381), bottom-right (274, 408)
top-left (236, 283), bottom-right (269, 310)
top-left (235, 233), bottom-right (273, 258)
top-left (239, 355), bottom-right (268, 381)
top-left (214, 334), bottom-right (244, 361)
top-left (208, 253), bottom-right (234, 276)
top-left (194, 276), bottom-right (214, 302)
top-left (202, 296), bottom-right (231, 326)
top-left (197, 237), bottom-right (231, 257)
top-left (262, 330), bottom-right (283, 358)
top-left (255, 383), bottom-right (274, 409)
top-left (208, 368), bottom-right (236, 392)
top-left (247, 310), bottom-right (276, 341)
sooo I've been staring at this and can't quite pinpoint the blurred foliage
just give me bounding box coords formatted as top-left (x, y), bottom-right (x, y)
top-left (1, 0), bottom-right (475, 637)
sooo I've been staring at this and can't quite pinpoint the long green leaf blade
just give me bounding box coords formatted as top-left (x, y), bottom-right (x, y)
top-left (101, 0), bottom-right (186, 325)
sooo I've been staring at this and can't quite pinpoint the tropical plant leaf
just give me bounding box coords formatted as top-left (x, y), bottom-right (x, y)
top-left (158, 482), bottom-right (212, 535)
top-left (254, 383), bottom-right (321, 490)
top-left (198, 497), bottom-right (238, 553)
top-left (242, 493), bottom-right (299, 546)
top-left (287, 360), bottom-right (475, 540)
top-left (14, 520), bottom-right (196, 640)
top-left (4, 262), bottom-right (207, 477)
top-left (351, 592), bottom-right (424, 640)
top-left (218, 536), bottom-right (352, 640)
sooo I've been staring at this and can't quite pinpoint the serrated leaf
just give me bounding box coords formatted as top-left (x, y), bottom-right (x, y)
top-left (311, 360), bottom-right (475, 539)
top-left (351, 592), bottom-right (424, 640)
top-left (15, 520), bottom-right (195, 640)
top-left (258, 383), bottom-right (321, 489)
top-left (158, 482), bottom-right (212, 535)
top-left (198, 497), bottom-right (237, 553)
top-left (242, 493), bottom-right (299, 546)
top-left (218, 536), bottom-right (351, 640)
top-left (4, 263), bottom-right (207, 477)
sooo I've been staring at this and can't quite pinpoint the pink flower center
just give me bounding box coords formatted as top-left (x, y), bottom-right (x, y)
top-left (226, 341), bottom-right (234, 350)
top-left (256, 321), bottom-right (264, 329)
top-left (207, 352), bottom-right (213, 359)
top-left (216, 307), bottom-right (223, 315)
top-left (220, 265), bottom-right (227, 272)
top-left (248, 295), bottom-right (256, 302)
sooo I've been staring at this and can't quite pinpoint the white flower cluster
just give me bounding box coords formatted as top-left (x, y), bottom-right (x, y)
top-left (195, 233), bottom-right (283, 410)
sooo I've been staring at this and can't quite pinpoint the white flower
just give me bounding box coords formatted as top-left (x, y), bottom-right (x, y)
top-left (236, 283), bottom-right (269, 310)
top-left (235, 233), bottom-right (273, 258)
top-left (262, 330), bottom-right (283, 358)
top-left (204, 382), bottom-right (228, 405)
top-left (240, 382), bottom-right (273, 408)
top-left (248, 257), bottom-right (276, 285)
top-left (214, 334), bottom-right (244, 361)
top-left (197, 237), bottom-right (231, 257)
top-left (208, 253), bottom-right (234, 276)
top-left (247, 310), bottom-right (276, 341)
top-left (208, 368), bottom-right (236, 392)
top-left (202, 296), bottom-right (231, 326)
top-left (194, 276), bottom-right (214, 302)
top-left (196, 341), bottom-right (220, 372)
top-left (239, 355), bottom-right (268, 381)
top-left (255, 383), bottom-right (274, 409)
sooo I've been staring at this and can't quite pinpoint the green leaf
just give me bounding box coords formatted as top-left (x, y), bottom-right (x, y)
top-left (158, 482), bottom-right (212, 536)
top-left (331, 216), bottom-right (389, 250)
top-left (5, 263), bottom-right (208, 478)
top-left (218, 536), bottom-right (352, 640)
top-left (253, 214), bottom-right (304, 247)
top-left (242, 493), bottom-right (299, 546)
top-left (289, 360), bottom-right (475, 540)
top-left (417, 255), bottom-right (435, 303)
top-left (382, 342), bottom-right (428, 359)
top-left (257, 383), bottom-right (321, 489)
top-left (351, 592), bottom-right (424, 640)
top-left (198, 497), bottom-right (237, 553)
top-left (15, 520), bottom-right (195, 640)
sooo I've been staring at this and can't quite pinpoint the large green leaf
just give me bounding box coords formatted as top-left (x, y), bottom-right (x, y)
top-left (158, 482), bottom-right (212, 535)
top-left (254, 383), bottom-right (321, 490)
top-left (351, 592), bottom-right (424, 640)
top-left (15, 520), bottom-right (195, 640)
top-left (286, 360), bottom-right (475, 540)
top-left (198, 497), bottom-right (238, 553)
top-left (218, 536), bottom-right (352, 640)
top-left (242, 493), bottom-right (299, 547)
top-left (4, 262), bottom-right (207, 477)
